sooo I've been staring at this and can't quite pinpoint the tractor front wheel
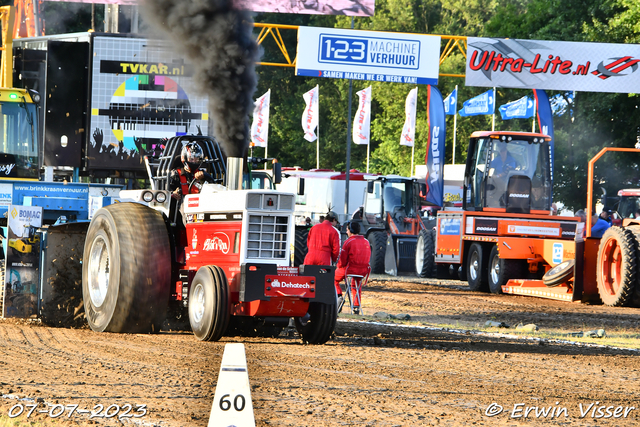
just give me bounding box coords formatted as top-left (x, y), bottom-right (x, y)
top-left (596, 227), bottom-right (636, 306)
top-left (368, 231), bottom-right (387, 274)
top-left (415, 229), bottom-right (436, 278)
top-left (188, 265), bottom-right (230, 341)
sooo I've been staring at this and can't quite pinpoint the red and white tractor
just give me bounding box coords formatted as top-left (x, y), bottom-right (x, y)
top-left (81, 135), bottom-right (338, 344)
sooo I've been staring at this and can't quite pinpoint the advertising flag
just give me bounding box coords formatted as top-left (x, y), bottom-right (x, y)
top-left (459, 90), bottom-right (495, 117)
top-left (425, 85), bottom-right (446, 207)
top-left (534, 89), bottom-right (554, 176)
top-left (302, 85), bottom-right (319, 142)
top-left (352, 86), bottom-right (372, 145)
top-left (444, 87), bottom-right (457, 115)
top-left (400, 87), bottom-right (418, 147)
top-left (498, 96), bottom-right (534, 120)
top-left (250, 89), bottom-right (270, 148)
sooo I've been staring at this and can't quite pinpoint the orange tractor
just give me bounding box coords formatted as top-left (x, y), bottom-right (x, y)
top-left (434, 131), bottom-right (640, 307)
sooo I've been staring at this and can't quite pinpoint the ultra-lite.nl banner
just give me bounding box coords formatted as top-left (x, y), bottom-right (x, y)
top-left (466, 37), bottom-right (640, 93)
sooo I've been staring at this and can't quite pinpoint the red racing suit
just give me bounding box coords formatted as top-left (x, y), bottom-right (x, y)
top-left (303, 220), bottom-right (340, 266)
top-left (334, 234), bottom-right (371, 302)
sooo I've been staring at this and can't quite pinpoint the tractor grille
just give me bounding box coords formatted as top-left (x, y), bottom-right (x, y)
top-left (247, 193), bottom-right (294, 211)
top-left (247, 215), bottom-right (289, 259)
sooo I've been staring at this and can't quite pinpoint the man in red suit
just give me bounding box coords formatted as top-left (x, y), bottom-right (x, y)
top-left (335, 221), bottom-right (371, 314)
top-left (304, 211), bottom-right (340, 267)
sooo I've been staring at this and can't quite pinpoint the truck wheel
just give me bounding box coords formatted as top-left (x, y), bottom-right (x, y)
top-left (368, 231), bottom-right (387, 274)
top-left (596, 227), bottom-right (636, 307)
top-left (294, 228), bottom-right (309, 267)
top-left (294, 302), bottom-right (337, 344)
top-left (467, 243), bottom-right (489, 292)
top-left (83, 203), bottom-right (170, 333)
top-left (415, 229), bottom-right (436, 278)
top-left (488, 245), bottom-right (524, 294)
top-left (542, 260), bottom-right (575, 287)
top-left (189, 265), bottom-right (230, 341)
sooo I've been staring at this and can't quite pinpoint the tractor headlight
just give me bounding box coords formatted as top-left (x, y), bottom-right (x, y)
top-left (142, 191), bottom-right (154, 203)
top-left (155, 192), bottom-right (167, 203)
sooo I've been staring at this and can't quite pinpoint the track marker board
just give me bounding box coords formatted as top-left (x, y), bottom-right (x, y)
top-left (208, 343), bottom-right (256, 427)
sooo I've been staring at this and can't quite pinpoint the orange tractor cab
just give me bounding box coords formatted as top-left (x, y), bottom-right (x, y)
top-left (435, 131), bottom-right (640, 307)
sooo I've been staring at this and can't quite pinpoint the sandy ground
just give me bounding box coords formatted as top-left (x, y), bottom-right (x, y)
top-left (1, 276), bottom-right (639, 426)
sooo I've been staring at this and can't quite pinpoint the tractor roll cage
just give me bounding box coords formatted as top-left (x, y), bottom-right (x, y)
top-left (145, 135), bottom-right (228, 191)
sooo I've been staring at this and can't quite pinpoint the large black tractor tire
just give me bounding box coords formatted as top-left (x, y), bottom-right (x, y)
top-left (368, 231), bottom-right (387, 274)
top-left (466, 243), bottom-right (489, 292)
top-left (596, 227), bottom-right (636, 307)
top-left (488, 245), bottom-right (524, 294)
top-left (542, 260), bottom-right (575, 288)
top-left (415, 229), bottom-right (436, 278)
top-left (294, 228), bottom-right (309, 267)
top-left (294, 302), bottom-right (337, 344)
top-left (626, 227), bottom-right (640, 307)
top-left (189, 265), bottom-right (230, 341)
top-left (83, 203), bottom-right (171, 333)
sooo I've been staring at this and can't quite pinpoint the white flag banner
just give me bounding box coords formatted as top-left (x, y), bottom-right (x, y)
top-left (400, 87), bottom-right (418, 147)
top-left (250, 89), bottom-right (271, 148)
top-left (301, 85), bottom-right (319, 142)
top-left (352, 86), bottom-right (372, 145)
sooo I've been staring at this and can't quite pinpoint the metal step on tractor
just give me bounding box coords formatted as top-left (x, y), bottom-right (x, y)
top-left (82, 135), bottom-right (338, 343)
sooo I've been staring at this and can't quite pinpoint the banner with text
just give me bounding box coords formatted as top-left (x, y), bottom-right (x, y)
top-left (466, 37), bottom-right (640, 93)
top-left (353, 86), bottom-right (372, 145)
top-left (499, 96), bottom-right (534, 120)
top-left (3, 205), bottom-right (43, 319)
top-left (233, 0), bottom-right (374, 16)
top-left (400, 87), bottom-right (418, 147)
top-left (444, 87), bottom-right (457, 116)
top-left (302, 85), bottom-right (319, 142)
top-left (296, 27), bottom-right (440, 85)
top-left (459, 90), bottom-right (495, 117)
top-left (425, 86), bottom-right (446, 207)
top-left (251, 89), bottom-right (271, 148)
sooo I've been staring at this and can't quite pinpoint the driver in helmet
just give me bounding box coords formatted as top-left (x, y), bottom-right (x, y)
top-left (169, 142), bottom-right (214, 198)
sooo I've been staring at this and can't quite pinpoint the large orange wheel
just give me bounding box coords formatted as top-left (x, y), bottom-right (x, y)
top-left (596, 227), bottom-right (636, 306)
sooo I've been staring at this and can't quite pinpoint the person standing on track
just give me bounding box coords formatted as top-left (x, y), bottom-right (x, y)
top-left (303, 211), bottom-right (340, 266)
top-left (334, 221), bottom-right (371, 314)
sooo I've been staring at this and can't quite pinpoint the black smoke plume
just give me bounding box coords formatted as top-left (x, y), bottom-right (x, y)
top-left (141, 0), bottom-right (259, 157)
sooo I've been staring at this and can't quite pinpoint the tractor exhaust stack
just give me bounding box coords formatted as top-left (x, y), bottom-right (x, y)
top-left (226, 157), bottom-right (243, 191)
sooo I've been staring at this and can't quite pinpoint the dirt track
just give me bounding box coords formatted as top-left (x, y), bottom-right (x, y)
top-left (1, 277), bottom-right (640, 426)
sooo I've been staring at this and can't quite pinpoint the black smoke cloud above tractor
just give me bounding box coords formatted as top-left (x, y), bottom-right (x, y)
top-left (142, 0), bottom-right (260, 158)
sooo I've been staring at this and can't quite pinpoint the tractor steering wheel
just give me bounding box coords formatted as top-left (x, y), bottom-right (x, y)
top-left (188, 178), bottom-right (203, 194)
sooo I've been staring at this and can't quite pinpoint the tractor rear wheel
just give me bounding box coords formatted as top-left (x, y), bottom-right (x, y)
top-left (294, 228), bottom-right (309, 267)
top-left (415, 229), bottom-right (436, 278)
top-left (596, 227), bottom-right (636, 306)
top-left (189, 265), bottom-right (230, 341)
top-left (488, 245), bottom-right (524, 294)
top-left (466, 243), bottom-right (489, 292)
top-left (368, 231), bottom-right (387, 274)
top-left (294, 302), bottom-right (337, 344)
top-left (83, 203), bottom-right (170, 333)
top-left (626, 227), bottom-right (640, 307)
